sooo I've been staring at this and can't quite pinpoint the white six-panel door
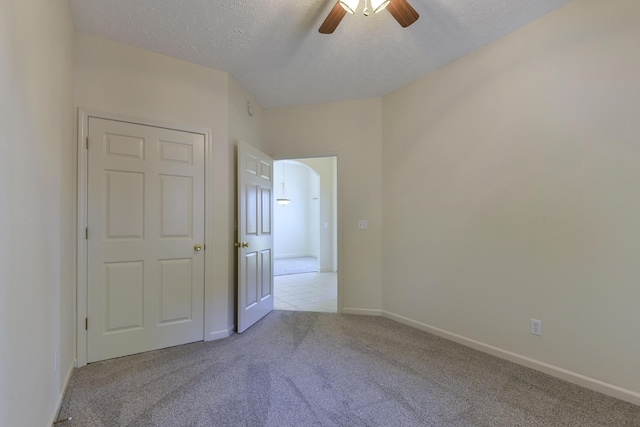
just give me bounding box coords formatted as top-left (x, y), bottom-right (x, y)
top-left (87, 117), bottom-right (205, 362)
top-left (237, 141), bottom-right (274, 333)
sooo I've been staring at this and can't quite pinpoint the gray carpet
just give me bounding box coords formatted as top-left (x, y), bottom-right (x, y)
top-left (58, 311), bottom-right (640, 426)
top-left (274, 256), bottom-right (317, 276)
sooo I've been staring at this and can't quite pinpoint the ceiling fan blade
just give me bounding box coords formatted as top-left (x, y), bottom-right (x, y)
top-left (319, 1), bottom-right (348, 34)
top-left (387, 0), bottom-right (419, 28)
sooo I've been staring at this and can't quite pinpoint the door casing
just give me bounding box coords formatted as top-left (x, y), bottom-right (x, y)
top-left (76, 109), bottom-right (214, 367)
top-left (273, 154), bottom-right (342, 314)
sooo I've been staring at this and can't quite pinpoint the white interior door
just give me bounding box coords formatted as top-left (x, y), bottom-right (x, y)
top-left (237, 141), bottom-right (274, 333)
top-left (87, 117), bottom-right (205, 362)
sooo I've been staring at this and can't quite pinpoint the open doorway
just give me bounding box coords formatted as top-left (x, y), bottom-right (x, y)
top-left (273, 157), bottom-right (338, 313)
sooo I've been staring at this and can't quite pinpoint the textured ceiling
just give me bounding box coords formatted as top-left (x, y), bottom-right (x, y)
top-left (68, 0), bottom-right (575, 108)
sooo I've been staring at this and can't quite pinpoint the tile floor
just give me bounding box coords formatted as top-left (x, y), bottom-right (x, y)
top-left (274, 272), bottom-right (337, 313)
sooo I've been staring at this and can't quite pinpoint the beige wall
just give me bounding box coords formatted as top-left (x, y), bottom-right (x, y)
top-left (264, 99), bottom-right (383, 313)
top-left (73, 33), bottom-right (235, 338)
top-left (0, 0), bottom-right (75, 425)
top-left (229, 77), bottom-right (265, 152)
top-left (2, 2), bottom-right (637, 423)
top-left (382, 0), bottom-right (640, 402)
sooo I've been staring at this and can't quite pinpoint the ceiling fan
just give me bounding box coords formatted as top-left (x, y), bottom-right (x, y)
top-left (319, 0), bottom-right (419, 34)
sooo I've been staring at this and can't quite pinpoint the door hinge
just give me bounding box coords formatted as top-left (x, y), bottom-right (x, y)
top-left (85, 227), bottom-right (88, 239)
top-left (86, 136), bottom-right (89, 149)
top-left (85, 317), bottom-right (88, 330)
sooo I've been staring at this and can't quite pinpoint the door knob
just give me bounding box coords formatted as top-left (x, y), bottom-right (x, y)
top-left (194, 244), bottom-right (202, 251)
top-left (235, 242), bottom-right (250, 248)
top-left (242, 242), bottom-right (249, 248)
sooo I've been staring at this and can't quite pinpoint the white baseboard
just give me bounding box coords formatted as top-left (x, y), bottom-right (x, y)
top-left (208, 327), bottom-right (234, 341)
top-left (382, 310), bottom-right (640, 407)
top-left (49, 359), bottom-right (75, 425)
top-left (274, 253), bottom-right (315, 259)
top-left (318, 267), bottom-right (334, 273)
top-left (340, 307), bottom-right (382, 316)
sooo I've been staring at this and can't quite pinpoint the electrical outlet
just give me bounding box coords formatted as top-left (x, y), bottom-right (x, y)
top-left (358, 220), bottom-right (368, 230)
top-left (531, 319), bottom-right (542, 336)
top-left (54, 349), bottom-right (59, 373)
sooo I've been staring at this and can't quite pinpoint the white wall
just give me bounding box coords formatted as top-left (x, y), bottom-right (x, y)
top-left (309, 173), bottom-right (320, 258)
top-left (382, 0), bottom-right (640, 403)
top-left (0, 0), bottom-right (75, 425)
top-left (265, 99), bottom-right (383, 314)
top-left (274, 161), bottom-right (316, 258)
top-left (274, 158), bottom-right (337, 272)
top-left (298, 157), bottom-right (338, 272)
top-left (73, 32), bottom-right (235, 339)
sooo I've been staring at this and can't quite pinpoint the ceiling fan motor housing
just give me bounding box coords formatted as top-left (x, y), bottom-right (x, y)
top-left (321, 0), bottom-right (419, 34)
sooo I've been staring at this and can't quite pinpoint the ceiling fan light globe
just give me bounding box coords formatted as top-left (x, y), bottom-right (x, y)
top-left (339, 0), bottom-right (359, 14)
top-left (276, 198), bottom-right (290, 206)
top-left (371, 0), bottom-right (390, 13)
